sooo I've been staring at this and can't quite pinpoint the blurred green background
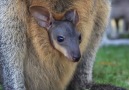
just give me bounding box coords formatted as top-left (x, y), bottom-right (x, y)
top-left (93, 46), bottom-right (129, 89)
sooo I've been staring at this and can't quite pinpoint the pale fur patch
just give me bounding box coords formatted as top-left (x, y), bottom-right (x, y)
top-left (52, 40), bottom-right (71, 60)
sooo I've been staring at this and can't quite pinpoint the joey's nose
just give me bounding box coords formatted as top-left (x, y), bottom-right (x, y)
top-left (73, 55), bottom-right (81, 62)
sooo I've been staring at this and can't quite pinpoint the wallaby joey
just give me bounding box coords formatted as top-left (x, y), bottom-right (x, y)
top-left (30, 6), bottom-right (81, 62)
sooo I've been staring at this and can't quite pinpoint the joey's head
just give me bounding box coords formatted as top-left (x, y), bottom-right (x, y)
top-left (30, 6), bottom-right (81, 62)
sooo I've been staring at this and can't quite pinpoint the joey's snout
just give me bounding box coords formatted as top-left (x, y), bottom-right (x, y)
top-left (72, 52), bottom-right (81, 62)
top-left (66, 48), bottom-right (81, 62)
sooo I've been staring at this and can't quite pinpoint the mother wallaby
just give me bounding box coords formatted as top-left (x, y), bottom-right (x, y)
top-left (0, 0), bottom-right (114, 90)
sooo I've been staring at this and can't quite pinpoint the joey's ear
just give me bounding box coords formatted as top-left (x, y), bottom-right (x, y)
top-left (29, 6), bottom-right (54, 30)
top-left (64, 9), bottom-right (79, 25)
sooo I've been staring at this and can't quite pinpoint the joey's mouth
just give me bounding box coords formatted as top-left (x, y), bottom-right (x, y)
top-left (64, 53), bottom-right (81, 62)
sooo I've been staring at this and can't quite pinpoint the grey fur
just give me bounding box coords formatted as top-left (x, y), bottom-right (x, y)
top-left (49, 21), bottom-right (81, 61)
top-left (0, 0), bottom-right (27, 90)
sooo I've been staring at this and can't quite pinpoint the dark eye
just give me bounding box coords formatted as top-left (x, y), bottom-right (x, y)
top-left (79, 35), bottom-right (81, 43)
top-left (57, 36), bottom-right (64, 42)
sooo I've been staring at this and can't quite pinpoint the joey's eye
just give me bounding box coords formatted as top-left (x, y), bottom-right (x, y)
top-left (79, 35), bottom-right (82, 43)
top-left (57, 36), bottom-right (64, 42)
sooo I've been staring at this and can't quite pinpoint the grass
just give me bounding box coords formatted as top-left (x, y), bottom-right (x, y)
top-left (0, 85), bottom-right (2, 90)
top-left (93, 46), bottom-right (129, 90)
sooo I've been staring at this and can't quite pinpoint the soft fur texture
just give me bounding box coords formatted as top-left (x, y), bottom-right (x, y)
top-left (0, 0), bottom-right (27, 89)
top-left (0, 0), bottom-right (111, 90)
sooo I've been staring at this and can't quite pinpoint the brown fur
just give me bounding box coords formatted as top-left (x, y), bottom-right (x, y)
top-left (24, 0), bottom-right (110, 90)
